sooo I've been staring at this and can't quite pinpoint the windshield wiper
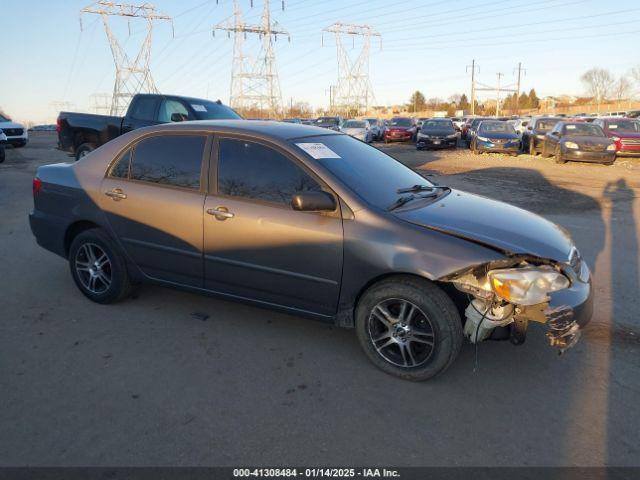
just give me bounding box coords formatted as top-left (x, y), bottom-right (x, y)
top-left (397, 184), bottom-right (449, 194)
top-left (387, 192), bottom-right (439, 211)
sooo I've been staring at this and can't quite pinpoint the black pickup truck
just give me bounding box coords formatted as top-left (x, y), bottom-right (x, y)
top-left (57, 93), bottom-right (241, 160)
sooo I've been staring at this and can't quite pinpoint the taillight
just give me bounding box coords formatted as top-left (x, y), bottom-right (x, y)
top-left (33, 177), bottom-right (42, 196)
top-left (56, 117), bottom-right (62, 133)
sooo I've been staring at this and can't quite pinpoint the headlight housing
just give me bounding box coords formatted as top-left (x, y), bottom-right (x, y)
top-left (606, 144), bottom-right (616, 151)
top-left (565, 141), bottom-right (579, 149)
top-left (477, 136), bottom-right (489, 142)
top-left (487, 267), bottom-right (570, 305)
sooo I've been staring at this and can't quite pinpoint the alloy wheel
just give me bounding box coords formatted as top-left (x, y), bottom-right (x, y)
top-left (74, 242), bottom-right (112, 294)
top-left (367, 298), bottom-right (436, 368)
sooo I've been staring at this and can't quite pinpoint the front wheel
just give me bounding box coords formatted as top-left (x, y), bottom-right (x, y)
top-left (69, 229), bottom-right (132, 304)
top-left (355, 276), bottom-right (463, 381)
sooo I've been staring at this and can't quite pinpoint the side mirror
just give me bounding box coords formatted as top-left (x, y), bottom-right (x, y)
top-left (171, 113), bottom-right (187, 122)
top-left (291, 191), bottom-right (337, 212)
top-left (551, 131), bottom-right (560, 136)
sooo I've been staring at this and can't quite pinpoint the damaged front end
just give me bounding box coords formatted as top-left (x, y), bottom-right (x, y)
top-left (443, 248), bottom-right (592, 353)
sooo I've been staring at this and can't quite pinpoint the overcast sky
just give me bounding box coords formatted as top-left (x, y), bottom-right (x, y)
top-left (2, 0), bottom-right (639, 123)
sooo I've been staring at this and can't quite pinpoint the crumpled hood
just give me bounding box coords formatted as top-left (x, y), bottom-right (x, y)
top-left (395, 189), bottom-right (574, 262)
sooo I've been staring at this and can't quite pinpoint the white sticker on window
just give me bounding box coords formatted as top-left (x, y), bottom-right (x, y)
top-left (609, 124), bottom-right (618, 129)
top-left (295, 143), bottom-right (341, 159)
top-left (566, 125), bottom-right (576, 130)
top-left (191, 104), bottom-right (207, 112)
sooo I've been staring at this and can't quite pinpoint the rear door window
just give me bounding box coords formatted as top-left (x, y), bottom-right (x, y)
top-left (109, 149), bottom-right (131, 178)
top-left (130, 135), bottom-right (206, 190)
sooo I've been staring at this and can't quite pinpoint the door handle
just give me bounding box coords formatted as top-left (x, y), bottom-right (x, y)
top-left (207, 206), bottom-right (234, 220)
top-left (105, 188), bottom-right (127, 201)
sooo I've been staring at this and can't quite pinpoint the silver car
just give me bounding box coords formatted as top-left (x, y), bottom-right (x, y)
top-left (341, 119), bottom-right (373, 143)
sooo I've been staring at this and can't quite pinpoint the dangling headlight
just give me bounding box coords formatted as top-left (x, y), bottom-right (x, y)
top-left (487, 267), bottom-right (570, 305)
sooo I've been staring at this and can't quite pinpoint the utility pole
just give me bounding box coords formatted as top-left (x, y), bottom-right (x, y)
top-left (80, 1), bottom-right (173, 116)
top-left (214, 0), bottom-right (289, 118)
top-left (496, 72), bottom-right (504, 117)
top-left (466, 59), bottom-right (479, 115)
top-left (323, 23), bottom-right (381, 116)
top-left (513, 62), bottom-right (526, 115)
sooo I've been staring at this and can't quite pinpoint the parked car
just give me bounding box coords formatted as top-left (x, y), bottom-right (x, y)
top-left (341, 119), bottom-right (373, 143)
top-left (416, 119), bottom-right (458, 150)
top-left (364, 117), bottom-right (383, 140)
top-left (29, 120), bottom-right (593, 380)
top-left (507, 118), bottom-right (530, 136)
top-left (0, 131), bottom-right (6, 163)
top-left (470, 120), bottom-right (520, 155)
top-left (626, 110), bottom-right (640, 119)
top-left (57, 94), bottom-right (240, 161)
top-left (416, 117), bottom-right (430, 129)
top-left (282, 118), bottom-right (302, 124)
top-left (592, 117), bottom-right (640, 157)
top-left (0, 112), bottom-right (28, 148)
top-left (521, 117), bottom-right (562, 155)
top-left (315, 116), bottom-right (343, 131)
top-left (541, 121), bottom-right (615, 165)
top-left (384, 117), bottom-right (417, 143)
top-left (464, 117), bottom-right (485, 147)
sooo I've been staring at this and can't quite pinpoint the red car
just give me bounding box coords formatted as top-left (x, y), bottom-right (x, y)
top-left (384, 117), bottom-right (417, 143)
top-left (593, 117), bottom-right (640, 156)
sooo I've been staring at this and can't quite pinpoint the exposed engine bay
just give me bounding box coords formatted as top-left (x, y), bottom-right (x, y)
top-left (444, 255), bottom-right (584, 353)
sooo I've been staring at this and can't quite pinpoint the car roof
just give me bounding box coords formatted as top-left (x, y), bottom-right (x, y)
top-left (139, 119), bottom-right (341, 141)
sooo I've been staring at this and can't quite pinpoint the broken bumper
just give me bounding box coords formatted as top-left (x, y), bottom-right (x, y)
top-left (544, 260), bottom-right (593, 351)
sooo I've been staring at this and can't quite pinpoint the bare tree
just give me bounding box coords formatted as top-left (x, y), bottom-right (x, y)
top-left (580, 67), bottom-right (614, 113)
top-left (630, 66), bottom-right (640, 96)
top-left (613, 76), bottom-right (632, 109)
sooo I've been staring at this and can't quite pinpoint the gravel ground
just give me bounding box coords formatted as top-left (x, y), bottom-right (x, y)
top-left (1, 132), bottom-right (639, 467)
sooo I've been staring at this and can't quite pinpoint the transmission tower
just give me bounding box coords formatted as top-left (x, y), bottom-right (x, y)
top-left (80, 1), bottom-right (172, 116)
top-left (89, 93), bottom-right (113, 115)
top-left (322, 23), bottom-right (381, 115)
top-left (214, 0), bottom-right (289, 118)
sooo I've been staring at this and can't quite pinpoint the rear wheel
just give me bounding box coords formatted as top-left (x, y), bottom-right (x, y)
top-left (355, 276), bottom-right (463, 381)
top-left (75, 143), bottom-right (95, 161)
top-left (69, 229), bottom-right (132, 304)
top-left (554, 145), bottom-right (566, 164)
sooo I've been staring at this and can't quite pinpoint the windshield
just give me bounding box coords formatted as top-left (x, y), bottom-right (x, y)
top-left (189, 101), bottom-right (241, 120)
top-left (479, 122), bottom-right (515, 134)
top-left (366, 118), bottom-right (378, 126)
top-left (422, 120), bottom-right (454, 132)
top-left (390, 118), bottom-right (412, 127)
top-left (291, 134), bottom-right (433, 209)
top-left (343, 120), bottom-right (366, 128)
top-left (316, 117), bottom-right (339, 125)
top-left (563, 124), bottom-right (605, 137)
top-left (607, 120), bottom-right (640, 133)
top-left (536, 118), bottom-right (560, 131)
top-left (471, 118), bottom-right (483, 128)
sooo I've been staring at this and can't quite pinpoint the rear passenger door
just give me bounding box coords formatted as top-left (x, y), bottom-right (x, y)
top-left (203, 137), bottom-right (344, 316)
top-left (100, 133), bottom-right (211, 287)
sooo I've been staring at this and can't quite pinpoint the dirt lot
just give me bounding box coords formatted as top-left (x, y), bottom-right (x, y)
top-left (1, 132), bottom-right (639, 466)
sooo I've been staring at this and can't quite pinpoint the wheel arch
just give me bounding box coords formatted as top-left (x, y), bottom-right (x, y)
top-left (64, 220), bottom-right (101, 257)
top-left (338, 272), bottom-right (461, 328)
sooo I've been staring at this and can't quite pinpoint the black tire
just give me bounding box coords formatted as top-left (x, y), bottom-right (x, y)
top-left (355, 276), bottom-right (463, 381)
top-left (75, 143), bottom-right (95, 161)
top-left (0, 148), bottom-right (5, 163)
top-left (68, 229), bottom-right (132, 304)
top-left (14, 141), bottom-right (27, 148)
top-left (554, 146), bottom-right (566, 164)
